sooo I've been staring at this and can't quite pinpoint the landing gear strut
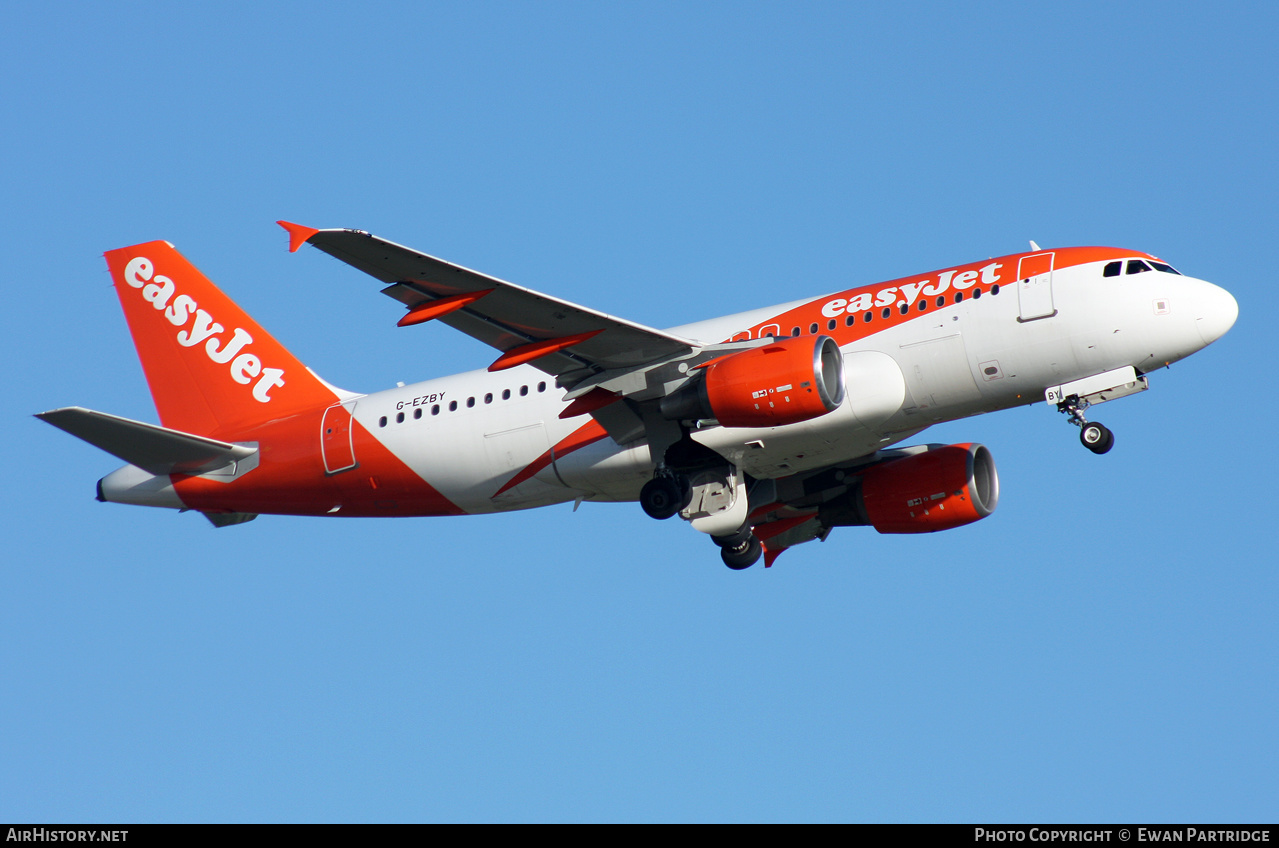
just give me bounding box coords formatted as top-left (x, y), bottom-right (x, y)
top-left (1057, 395), bottom-right (1114, 455)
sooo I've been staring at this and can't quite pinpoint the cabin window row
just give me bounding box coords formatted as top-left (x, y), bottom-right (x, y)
top-left (379, 381), bottom-right (548, 427)
top-left (781, 285), bottom-right (1001, 337)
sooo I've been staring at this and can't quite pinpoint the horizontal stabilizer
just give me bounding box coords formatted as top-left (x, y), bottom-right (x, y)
top-left (35, 407), bottom-right (257, 476)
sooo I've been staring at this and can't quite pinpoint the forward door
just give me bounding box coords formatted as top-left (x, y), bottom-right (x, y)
top-left (1017, 252), bottom-right (1057, 322)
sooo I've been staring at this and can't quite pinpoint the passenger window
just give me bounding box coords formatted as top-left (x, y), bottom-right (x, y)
top-left (991, 284), bottom-right (1000, 295)
top-left (973, 288), bottom-right (982, 299)
top-left (898, 303), bottom-right (909, 315)
top-left (917, 300), bottom-right (927, 311)
top-left (936, 296), bottom-right (945, 307)
top-left (954, 292), bottom-right (963, 303)
top-left (1127, 260), bottom-right (1152, 275)
top-left (791, 326), bottom-right (800, 337)
top-left (863, 311), bottom-right (873, 322)
top-left (538, 382), bottom-right (547, 392)
top-left (827, 319), bottom-right (837, 331)
top-left (520, 385), bottom-right (529, 396)
top-left (845, 314), bottom-right (855, 327)
top-left (378, 416), bottom-right (387, 428)
top-left (484, 393), bottom-right (493, 404)
top-left (432, 405), bottom-right (440, 415)
top-left (396, 412), bottom-right (404, 423)
top-left (466, 397), bottom-right (475, 408)
top-left (449, 400), bottom-right (457, 412)
top-left (414, 408), bottom-right (422, 419)
top-left (1103, 261), bottom-right (1122, 277)
top-left (809, 322), bottom-right (818, 334)
top-left (502, 389), bottom-right (511, 400)
top-left (881, 307), bottom-right (891, 319)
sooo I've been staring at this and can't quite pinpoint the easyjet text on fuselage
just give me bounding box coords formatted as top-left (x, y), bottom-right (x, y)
top-left (821, 261), bottom-right (1005, 318)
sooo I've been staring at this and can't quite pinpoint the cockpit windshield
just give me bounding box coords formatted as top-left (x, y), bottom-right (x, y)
top-left (1103, 259), bottom-right (1182, 277)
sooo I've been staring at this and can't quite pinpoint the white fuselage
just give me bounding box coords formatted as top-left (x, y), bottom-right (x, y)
top-left (344, 258), bottom-right (1235, 514)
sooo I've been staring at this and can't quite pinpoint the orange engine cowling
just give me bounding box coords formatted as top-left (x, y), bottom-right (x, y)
top-left (820, 443), bottom-right (1000, 534)
top-left (660, 335), bottom-right (846, 427)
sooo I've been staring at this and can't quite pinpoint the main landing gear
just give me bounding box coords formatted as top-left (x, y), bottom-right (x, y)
top-left (1057, 394), bottom-right (1115, 455)
top-left (713, 525), bottom-right (763, 570)
top-left (640, 437), bottom-right (763, 569)
top-left (641, 472), bottom-right (762, 568)
top-left (640, 472), bottom-right (692, 520)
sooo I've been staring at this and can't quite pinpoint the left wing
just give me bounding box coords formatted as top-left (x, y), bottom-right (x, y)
top-left (278, 222), bottom-right (700, 380)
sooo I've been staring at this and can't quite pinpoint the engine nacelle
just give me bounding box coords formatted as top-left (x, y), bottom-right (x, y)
top-left (661, 335), bottom-right (846, 427)
top-left (820, 443), bottom-right (999, 534)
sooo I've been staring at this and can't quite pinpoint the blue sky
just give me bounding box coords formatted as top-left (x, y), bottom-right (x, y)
top-left (3, 1), bottom-right (1275, 822)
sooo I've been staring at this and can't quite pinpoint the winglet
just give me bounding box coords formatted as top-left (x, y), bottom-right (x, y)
top-left (277, 220), bottom-right (320, 253)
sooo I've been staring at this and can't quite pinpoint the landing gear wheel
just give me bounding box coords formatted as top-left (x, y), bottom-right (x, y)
top-left (720, 534), bottom-right (762, 570)
top-left (1059, 394), bottom-right (1115, 455)
top-left (1079, 422), bottom-right (1114, 454)
top-left (640, 475), bottom-right (691, 520)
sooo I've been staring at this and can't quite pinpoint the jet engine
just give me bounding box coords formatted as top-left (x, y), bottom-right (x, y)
top-left (661, 335), bottom-right (845, 427)
top-left (819, 443), bottom-right (999, 534)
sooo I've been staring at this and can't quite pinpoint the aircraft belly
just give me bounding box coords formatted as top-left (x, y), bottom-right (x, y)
top-left (693, 400), bottom-right (908, 479)
top-left (552, 438), bottom-right (651, 501)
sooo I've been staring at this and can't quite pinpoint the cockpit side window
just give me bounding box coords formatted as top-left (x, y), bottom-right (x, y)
top-left (1126, 260), bottom-right (1152, 275)
top-left (1103, 261), bottom-right (1122, 277)
top-left (1149, 261), bottom-right (1182, 275)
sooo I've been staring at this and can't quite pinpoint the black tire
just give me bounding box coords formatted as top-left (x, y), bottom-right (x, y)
top-left (720, 534), bottom-right (762, 570)
top-left (676, 475), bottom-right (694, 512)
top-left (1080, 422), bottom-right (1114, 454)
top-left (640, 477), bottom-right (683, 520)
top-left (1097, 427), bottom-right (1115, 453)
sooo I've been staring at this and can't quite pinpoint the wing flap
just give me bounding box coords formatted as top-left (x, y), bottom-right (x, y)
top-left (36, 407), bottom-right (256, 476)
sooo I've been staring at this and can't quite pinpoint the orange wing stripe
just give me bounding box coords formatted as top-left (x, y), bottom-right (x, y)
top-left (488, 331), bottom-right (603, 372)
top-left (493, 420), bottom-right (608, 497)
top-left (397, 290), bottom-right (493, 327)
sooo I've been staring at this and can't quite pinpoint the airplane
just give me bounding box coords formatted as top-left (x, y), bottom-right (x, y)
top-left (37, 222), bottom-right (1238, 569)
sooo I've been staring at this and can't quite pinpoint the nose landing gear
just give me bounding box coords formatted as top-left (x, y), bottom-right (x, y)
top-left (1058, 395), bottom-right (1115, 455)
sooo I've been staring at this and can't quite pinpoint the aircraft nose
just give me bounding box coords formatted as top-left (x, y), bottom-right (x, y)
top-left (1195, 281), bottom-right (1238, 346)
